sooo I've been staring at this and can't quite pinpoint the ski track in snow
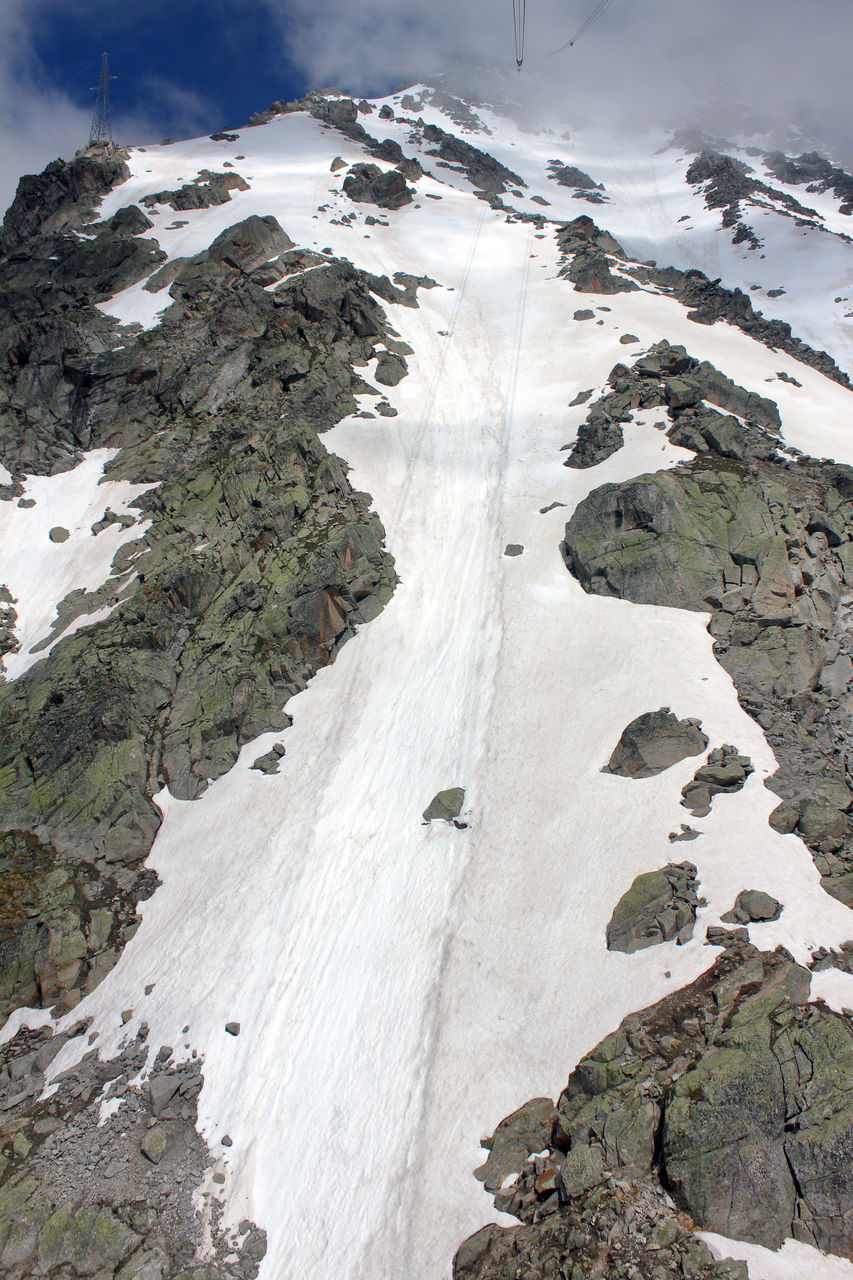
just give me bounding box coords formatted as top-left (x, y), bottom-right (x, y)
top-left (7, 93), bottom-right (853, 1280)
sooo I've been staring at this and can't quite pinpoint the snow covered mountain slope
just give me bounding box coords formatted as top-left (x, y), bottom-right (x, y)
top-left (2, 85), bottom-right (853, 1280)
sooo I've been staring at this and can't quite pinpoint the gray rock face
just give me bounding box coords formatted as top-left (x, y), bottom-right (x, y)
top-left (547, 161), bottom-right (603, 191)
top-left (140, 169), bottom-right (250, 211)
top-left (343, 163), bottom-right (414, 209)
top-left (764, 149), bottom-right (853, 216)
top-left (1, 147), bottom-right (131, 253)
top-left (681, 745), bottom-right (754, 816)
top-left (604, 708), bottom-right (708, 778)
top-left (606, 861), bottom-right (702, 952)
top-left (556, 215), bottom-right (639, 295)
top-left (473, 1098), bottom-right (557, 1192)
top-left (562, 339), bottom-right (780, 471)
top-left (0, 165), bottom-right (410, 1021)
top-left (685, 149), bottom-right (826, 252)
top-left (457, 941), bottom-right (853, 1274)
top-left (420, 123), bottom-right (524, 196)
top-left (721, 889), bottom-right (783, 924)
top-left (564, 345), bottom-right (853, 902)
top-left (0, 1021), bottom-right (266, 1278)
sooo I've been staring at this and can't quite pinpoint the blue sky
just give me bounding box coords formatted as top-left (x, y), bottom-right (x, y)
top-left (31, 1), bottom-right (310, 140)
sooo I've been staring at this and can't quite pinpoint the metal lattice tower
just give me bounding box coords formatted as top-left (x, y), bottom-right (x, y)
top-left (88, 52), bottom-right (116, 146)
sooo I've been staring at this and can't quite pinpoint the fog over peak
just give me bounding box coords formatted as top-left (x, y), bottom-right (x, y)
top-left (270, 0), bottom-right (853, 163)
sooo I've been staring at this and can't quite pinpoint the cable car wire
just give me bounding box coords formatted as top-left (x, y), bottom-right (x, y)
top-left (513, 0), bottom-right (527, 69)
top-left (551, 0), bottom-right (616, 55)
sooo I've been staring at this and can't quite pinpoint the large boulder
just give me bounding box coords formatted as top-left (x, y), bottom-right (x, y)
top-left (343, 163), bottom-right (414, 210)
top-left (604, 708), bottom-right (708, 778)
top-left (606, 861), bottom-right (702, 952)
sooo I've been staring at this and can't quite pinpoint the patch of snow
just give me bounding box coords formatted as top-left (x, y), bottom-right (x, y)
top-left (0, 450), bottom-right (155, 680)
top-left (810, 967), bottom-right (853, 1014)
top-left (702, 1232), bottom-right (853, 1279)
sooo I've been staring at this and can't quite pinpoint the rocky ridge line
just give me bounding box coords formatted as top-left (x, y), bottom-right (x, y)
top-left (557, 214), bottom-right (852, 387)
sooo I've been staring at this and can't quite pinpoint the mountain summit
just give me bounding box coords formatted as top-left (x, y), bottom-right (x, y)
top-left (2, 84), bottom-right (853, 1280)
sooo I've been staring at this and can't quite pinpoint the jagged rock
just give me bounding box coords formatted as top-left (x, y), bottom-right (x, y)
top-left (422, 788), bottom-right (465, 824)
top-left (251, 743), bottom-right (286, 774)
top-left (556, 215), bottom-right (640, 295)
top-left (764, 150), bottom-right (853, 216)
top-left (606, 861), bottom-right (702, 952)
top-left (420, 124), bottom-right (524, 195)
top-left (563, 345), bottom-right (853, 900)
top-left (1, 148), bottom-right (131, 253)
top-left (343, 163), bottom-right (414, 210)
top-left (547, 161), bottom-right (603, 191)
top-left (0, 1022), bottom-right (266, 1276)
top-left (686, 150), bottom-right (821, 251)
top-left (473, 1098), bottom-right (556, 1191)
top-left (373, 351), bottom-right (407, 385)
top-left (460, 943), bottom-right (853, 1273)
top-left (681, 745), bottom-right (754, 816)
top-left (140, 1126), bottom-right (167, 1164)
top-left (140, 170), bottom-right (250, 212)
top-left (564, 418), bottom-right (624, 468)
top-left (604, 708), bottom-right (708, 778)
top-left (721, 889), bottom-right (783, 924)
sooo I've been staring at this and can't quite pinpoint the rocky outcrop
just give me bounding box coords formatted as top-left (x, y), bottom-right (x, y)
top-left (685, 150), bottom-right (824, 250)
top-left (681, 745), bottom-right (754, 816)
top-left (0, 146), bottom-right (131, 254)
top-left (721, 889), bottom-right (782, 924)
top-left (557, 216), bottom-right (851, 387)
top-left (556, 215), bottom-right (639, 295)
top-left (420, 123), bottom-right (525, 196)
top-left (606, 861), bottom-right (702, 952)
top-left (564, 346), bottom-right (853, 903)
top-left (604, 708), bottom-right (708, 778)
top-left (422, 788), bottom-right (466, 825)
top-left (763, 150), bottom-right (853, 216)
top-left (343, 163), bottom-right (414, 210)
top-left (547, 160), bottom-right (605, 193)
top-left (0, 1020), bottom-right (265, 1277)
top-left (455, 942), bottom-right (853, 1274)
top-left (0, 160), bottom-right (412, 1022)
top-left (140, 169), bottom-right (250, 211)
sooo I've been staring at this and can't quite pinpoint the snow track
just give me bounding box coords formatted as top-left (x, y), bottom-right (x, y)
top-left (11, 92), bottom-right (853, 1280)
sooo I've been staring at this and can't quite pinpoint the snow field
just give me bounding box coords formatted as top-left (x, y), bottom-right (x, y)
top-left (15, 99), bottom-right (853, 1280)
top-left (0, 449), bottom-right (154, 680)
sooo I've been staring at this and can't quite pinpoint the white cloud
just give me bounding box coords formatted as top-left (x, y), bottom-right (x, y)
top-left (264, 0), bottom-right (853, 163)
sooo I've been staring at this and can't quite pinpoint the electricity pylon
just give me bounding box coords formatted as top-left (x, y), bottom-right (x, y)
top-left (89, 52), bottom-right (116, 146)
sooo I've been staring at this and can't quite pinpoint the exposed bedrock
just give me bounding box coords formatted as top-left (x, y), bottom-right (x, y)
top-left (681, 745), bottom-right (754, 817)
top-left (564, 344), bottom-right (853, 903)
top-left (457, 941), bottom-right (853, 1276)
top-left (0, 177), bottom-right (421, 1020)
top-left (556, 216), bottom-right (851, 386)
top-left (0, 145), bottom-right (131, 254)
top-left (0, 1020), bottom-right (266, 1278)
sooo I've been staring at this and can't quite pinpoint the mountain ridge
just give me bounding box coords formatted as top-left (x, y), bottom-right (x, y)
top-left (1, 83), bottom-right (853, 1280)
